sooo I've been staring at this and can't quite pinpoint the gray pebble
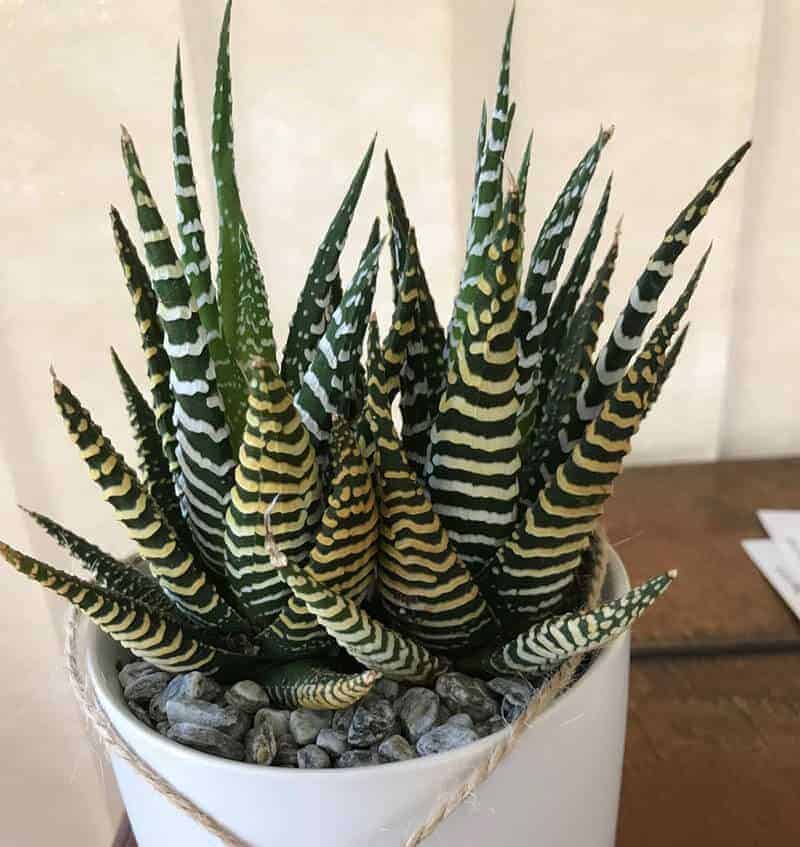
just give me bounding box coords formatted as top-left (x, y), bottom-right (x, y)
top-left (487, 677), bottom-right (535, 722)
top-left (475, 715), bottom-right (506, 738)
top-left (124, 671), bottom-right (172, 704)
top-left (316, 728), bottom-right (348, 757)
top-left (126, 700), bottom-right (152, 728)
top-left (331, 705), bottom-right (355, 734)
top-left (290, 709), bottom-right (332, 746)
top-left (446, 713), bottom-right (474, 729)
top-left (435, 702), bottom-right (452, 725)
top-left (167, 723), bottom-right (244, 761)
top-left (416, 724), bottom-right (479, 756)
top-left (435, 673), bottom-right (498, 721)
top-left (150, 673), bottom-right (223, 722)
top-left (179, 671), bottom-right (223, 702)
top-left (274, 735), bottom-right (299, 767)
top-left (298, 744), bottom-right (332, 769)
top-left (373, 678), bottom-right (400, 700)
top-left (118, 661), bottom-right (158, 689)
top-left (255, 707), bottom-right (291, 738)
top-left (396, 688), bottom-right (440, 742)
top-left (487, 677), bottom-right (535, 703)
top-left (378, 734), bottom-right (416, 763)
top-left (149, 675), bottom-right (183, 722)
top-left (166, 698), bottom-right (250, 739)
top-left (336, 749), bottom-right (378, 768)
top-left (244, 724), bottom-right (277, 765)
top-left (348, 697), bottom-right (397, 747)
top-left (225, 680), bottom-right (270, 714)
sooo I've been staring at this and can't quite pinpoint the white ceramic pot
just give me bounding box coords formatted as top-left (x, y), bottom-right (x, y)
top-left (88, 550), bottom-right (630, 847)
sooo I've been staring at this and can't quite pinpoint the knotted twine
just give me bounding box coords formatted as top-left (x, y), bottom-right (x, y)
top-left (64, 533), bottom-right (610, 847)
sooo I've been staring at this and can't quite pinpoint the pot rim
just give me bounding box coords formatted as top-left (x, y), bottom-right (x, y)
top-left (88, 549), bottom-right (630, 780)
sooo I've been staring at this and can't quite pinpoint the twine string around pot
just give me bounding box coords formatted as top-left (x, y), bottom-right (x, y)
top-left (64, 533), bottom-right (610, 847)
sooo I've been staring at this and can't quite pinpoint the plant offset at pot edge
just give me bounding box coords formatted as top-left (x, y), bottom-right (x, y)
top-left (1, 1), bottom-right (748, 711)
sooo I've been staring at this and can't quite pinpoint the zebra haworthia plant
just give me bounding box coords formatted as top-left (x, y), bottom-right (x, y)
top-left (2, 1), bottom-right (748, 712)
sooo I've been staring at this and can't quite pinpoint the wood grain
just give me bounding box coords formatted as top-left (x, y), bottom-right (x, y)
top-left (619, 654), bottom-right (800, 846)
top-left (606, 458), bottom-right (800, 645)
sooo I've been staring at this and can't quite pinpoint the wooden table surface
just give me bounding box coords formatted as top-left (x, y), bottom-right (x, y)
top-left (116, 458), bottom-right (800, 846)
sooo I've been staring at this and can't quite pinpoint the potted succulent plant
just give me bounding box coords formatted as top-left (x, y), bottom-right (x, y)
top-left (1, 2), bottom-right (748, 845)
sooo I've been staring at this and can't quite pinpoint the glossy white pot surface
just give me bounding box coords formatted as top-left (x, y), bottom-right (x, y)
top-left (88, 550), bottom-right (630, 847)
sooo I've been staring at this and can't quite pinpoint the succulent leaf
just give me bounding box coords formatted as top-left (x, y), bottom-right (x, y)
top-left (465, 571), bottom-right (675, 676)
top-left (534, 174), bottom-right (612, 416)
top-left (481, 275), bottom-right (692, 623)
top-left (519, 225), bottom-right (620, 502)
top-left (172, 46), bottom-right (248, 445)
top-left (52, 374), bottom-right (241, 628)
top-left (224, 365), bottom-right (322, 627)
top-left (266, 420), bottom-right (378, 651)
top-left (448, 8), bottom-right (516, 354)
top-left (533, 244), bottom-right (711, 495)
top-left (294, 221), bottom-right (382, 450)
top-left (574, 143), bottom-right (750, 427)
top-left (254, 660), bottom-right (380, 710)
top-left (110, 208), bottom-right (178, 483)
top-left (0, 541), bottom-right (221, 673)
top-left (426, 191), bottom-right (523, 569)
top-left (518, 130), bottom-right (533, 207)
top-left (212, 0), bottom-right (278, 373)
top-left (644, 323), bottom-right (690, 417)
top-left (121, 126), bottom-right (236, 570)
top-left (366, 323), bottom-right (499, 652)
top-left (516, 127), bottom-right (613, 419)
top-left (110, 349), bottom-right (186, 544)
top-left (271, 535), bottom-right (446, 683)
top-left (384, 156), bottom-right (447, 476)
top-left (21, 508), bottom-right (176, 615)
top-left (282, 139), bottom-right (376, 396)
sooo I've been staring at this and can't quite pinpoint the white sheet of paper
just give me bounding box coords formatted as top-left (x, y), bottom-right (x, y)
top-left (741, 538), bottom-right (800, 622)
top-left (756, 509), bottom-right (800, 541)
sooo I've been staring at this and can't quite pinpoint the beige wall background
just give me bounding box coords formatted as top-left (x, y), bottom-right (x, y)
top-left (0, 1), bottom-right (797, 843)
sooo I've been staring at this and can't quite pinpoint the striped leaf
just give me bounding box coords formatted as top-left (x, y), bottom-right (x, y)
top-left (212, 0), bottom-right (278, 373)
top-left (398, 231), bottom-right (448, 479)
top-left (235, 225), bottom-right (278, 365)
top-left (533, 245), bottom-right (711, 495)
top-left (109, 208), bottom-right (178, 483)
top-left (448, 7), bottom-right (516, 354)
top-left (270, 536), bottom-right (446, 683)
top-left (224, 365), bottom-right (322, 627)
top-left (479, 278), bottom-right (688, 624)
top-left (266, 420), bottom-right (378, 652)
top-left (520, 226), bottom-right (620, 503)
top-left (365, 323), bottom-right (498, 652)
top-left (110, 349), bottom-right (185, 543)
top-left (465, 571), bottom-right (675, 676)
top-left (426, 191), bottom-right (523, 569)
top-left (384, 155), bottom-right (447, 476)
top-left (121, 126), bottom-right (236, 570)
top-left (254, 661), bottom-right (380, 710)
top-left (21, 507), bottom-right (176, 615)
top-left (574, 143), bottom-right (750, 428)
top-left (533, 174), bottom-right (612, 419)
top-left (515, 127), bottom-right (613, 418)
top-left (172, 45), bottom-right (248, 446)
top-left (0, 541), bottom-right (221, 673)
top-left (518, 130), bottom-right (533, 208)
top-left (282, 139), bottom-right (376, 395)
top-left (294, 220), bottom-right (382, 450)
top-left (52, 374), bottom-right (240, 628)
top-left (644, 324), bottom-right (690, 417)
